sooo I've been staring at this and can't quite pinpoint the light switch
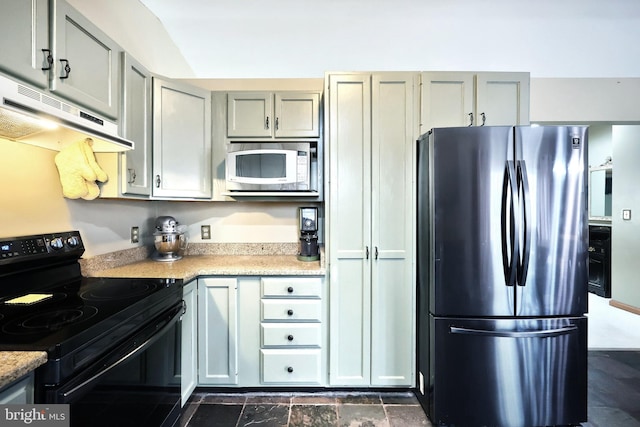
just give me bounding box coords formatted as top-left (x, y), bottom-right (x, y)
top-left (623, 209), bottom-right (632, 220)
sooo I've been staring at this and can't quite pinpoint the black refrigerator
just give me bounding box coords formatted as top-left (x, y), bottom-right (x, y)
top-left (416, 126), bottom-right (588, 427)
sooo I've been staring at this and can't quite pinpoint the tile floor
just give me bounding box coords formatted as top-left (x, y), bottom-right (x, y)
top-left (179, 351), bottom-right (640, 427)
top-left (179, 391), bottom-right (429, 427)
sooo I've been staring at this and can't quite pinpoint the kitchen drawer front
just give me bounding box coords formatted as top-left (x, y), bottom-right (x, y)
top-left (261, 323), bottom-right (322, 347)
top-left (261, 349), bottom-right (322, 384)
top-left (261, 277), bottom-right (322, 298)
top-left (261, 299), bottom-right (322, 321)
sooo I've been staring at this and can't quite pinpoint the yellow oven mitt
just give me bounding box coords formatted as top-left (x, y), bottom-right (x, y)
top-left (54, 138), bottom-right (108, 200)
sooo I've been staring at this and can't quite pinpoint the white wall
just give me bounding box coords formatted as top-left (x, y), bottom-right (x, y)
top-left (138, 0), bottom-right (640, 79)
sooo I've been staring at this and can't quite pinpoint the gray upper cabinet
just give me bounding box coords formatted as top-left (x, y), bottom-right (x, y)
top-left (420, 71), bottom-right (530, 133)
top-left (152, 78), bottom-right (212, 199)
top-left (227, 92), bottom-right (320, 138)
top-left (51, 0), bottom-right (120, 119)
top-left (0, 0), bottom-right (50, 89)
top-left (120, 53), bottom-right (152, 196)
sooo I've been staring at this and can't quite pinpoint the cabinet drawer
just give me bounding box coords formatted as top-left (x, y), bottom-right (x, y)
top-left (261, 277), bottom-right (322, 298)
top-left (261, 323), bottom-right (321, 347)
top-left (261, 299), bottom-right (321, 321)
top-left (261, 349), bottom-right (322, 384)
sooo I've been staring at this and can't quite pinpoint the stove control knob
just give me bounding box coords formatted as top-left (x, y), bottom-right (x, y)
top-left (49, 237), bottom-right (64, 250)
top-left (67, 236), bottom-right (80, 248)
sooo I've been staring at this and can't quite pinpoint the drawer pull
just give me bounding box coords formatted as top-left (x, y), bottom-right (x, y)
top-left (287, 309), bottom-right (294, 316)
top-left (287, 366), bottom-right (294, 373)
top-left (287, 286), bottom-right (294, 293)
top-left (287, 335), bottom-right (294, 341)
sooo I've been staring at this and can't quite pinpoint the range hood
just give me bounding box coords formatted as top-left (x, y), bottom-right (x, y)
top-left (0, 74), bottom-right (133, 152)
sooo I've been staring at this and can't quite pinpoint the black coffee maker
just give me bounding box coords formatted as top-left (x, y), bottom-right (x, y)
top-left (298, 207), bottom-right (319, 261)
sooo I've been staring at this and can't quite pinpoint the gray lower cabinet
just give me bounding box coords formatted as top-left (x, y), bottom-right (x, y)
top-left (181, 280), bottom-right (198, 405)
top-left (197, 276), bottom-right (326, 387)
top-left (0, 373), bottom-right (34, 404)
top-left (152, 78), bottom-right (212, 199)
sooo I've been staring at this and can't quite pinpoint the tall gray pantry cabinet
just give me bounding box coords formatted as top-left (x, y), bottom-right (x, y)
top-left (326, 72), bottom-right (418, 386)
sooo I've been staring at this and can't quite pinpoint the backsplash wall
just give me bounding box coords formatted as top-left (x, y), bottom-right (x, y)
top-left (0, 139), bottom-right (321, 258)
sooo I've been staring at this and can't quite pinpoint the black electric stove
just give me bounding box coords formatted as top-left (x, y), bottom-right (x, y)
top-left (0, 231), bottom-right (183, 426)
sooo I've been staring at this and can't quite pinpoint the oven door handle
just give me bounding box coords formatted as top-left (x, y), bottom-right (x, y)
top-left (56, 301), bottom-right (184, 403)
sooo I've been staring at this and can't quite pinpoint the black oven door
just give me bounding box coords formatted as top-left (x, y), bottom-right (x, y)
top-left (45, 301), bottom-right (184, 427)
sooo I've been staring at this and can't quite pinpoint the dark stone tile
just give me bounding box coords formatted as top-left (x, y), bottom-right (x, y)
top-left (246, 393), bottom-right (292, 405)
top-left (385, 405), bottom-right (431, 427)
top-left (178, 403), bottom-right (199, 427)
top-left (292, 394), bottom-right (338, 405)
top-left (290, 405), bottom-right (338, 427)
top-left (587, 406), bottom-right (640, 427)
top-left (336, 392), bottom-right (381, 405)
top-left (200, 393), bottom-right (247, 404)
top-left (380, 392), bottom-right (419, 405)
top-left (238, 404), bottom-right (289, 427)
top-left (186, 404), bottom-right (243, 427)
top-left (338, 404), bottom-right (387, 427)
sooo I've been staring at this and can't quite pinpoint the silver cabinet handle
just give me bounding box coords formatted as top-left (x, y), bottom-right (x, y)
top-left (155, 175), bottom-right (161, 188)
top-left (265, 116), bottom-right (269, 129)
top-left (41, 49), bottom-right (53, 70)
top-left (366, 246), bottom-right (369, 259)
top-left (127, 168), bottom-right (136, 184)
top-left (480, 112), bottom-right (486, 126)
top-left (468, 112), bottom-right (473, 127)
top-left (59, 59), bottom-right (71, 79)
top-left (375, 246), bottom-right (379, 260)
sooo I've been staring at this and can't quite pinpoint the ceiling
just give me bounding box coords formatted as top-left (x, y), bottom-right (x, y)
top-left (138, 0), bottom-right (640, 79)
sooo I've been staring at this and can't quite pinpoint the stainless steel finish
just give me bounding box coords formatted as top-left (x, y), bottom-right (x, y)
top-left (432, 316), bottom-right (587, 427)
top-left (417, 126), bottom-right (588, 427)
top-left (152, 215), bottom-right (186, 261)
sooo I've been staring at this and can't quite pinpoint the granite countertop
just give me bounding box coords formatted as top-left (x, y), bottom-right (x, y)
top-left (0, 352), bottom-right (47, 389)
top-left (86, 254), bottom-right (325, 281)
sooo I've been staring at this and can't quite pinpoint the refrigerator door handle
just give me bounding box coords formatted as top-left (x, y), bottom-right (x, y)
top-left (501, 161), bottom-right (519, 287)
top-left (450, 325), bottom-right (578, 338)
top-left (517, 160), bottom-right (532, 287)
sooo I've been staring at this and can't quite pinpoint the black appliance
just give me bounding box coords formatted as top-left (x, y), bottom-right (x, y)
top-left (588, 225), bottom-right (612, 298)
top-left (298, 207), bottom-right (319, 261)
top-left (0, 231), bottom-right (184, 427)
top-left (417, 126), bottom-right (588, 427)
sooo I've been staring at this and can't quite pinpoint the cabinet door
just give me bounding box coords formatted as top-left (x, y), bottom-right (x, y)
top-left (0, 0), bottom-right (49, 89)
top-left (198, 278), bottom-right (238, 385)
top-left (475, 72), bottom-right (530, 126)
top-left (120, 53), bottom-right (151, 196)
top-left (227, 92), bottom-right (272, 137)
top-left (181, 281), bottom-right (198, 406)
top-left (274, 92), bottom-right (320, 138)
top-left (152, 78), bottom-right (212, 199)
top-left (420, 72), bottom-right (474, 133)
top-left (52, 0), bottom-right (120, 119)
top-left (370, 73), bottom-right (416, 386)
top-left (327, 74), bottom-right (372, 386)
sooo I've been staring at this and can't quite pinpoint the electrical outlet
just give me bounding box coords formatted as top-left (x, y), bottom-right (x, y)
top-left (130, 226), bottom-right (139, 243)
top-left (623, 209), bottom-right (632, 220)
top-left (201, 225), bottom-right (211, 240)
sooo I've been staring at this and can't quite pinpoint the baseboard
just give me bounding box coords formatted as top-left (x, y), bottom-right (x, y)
top-left (609, 299), bottom-right (640, 316)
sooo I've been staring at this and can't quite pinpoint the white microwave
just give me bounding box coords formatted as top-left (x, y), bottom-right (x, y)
top-left (226, 142), bottom-right (312, 192)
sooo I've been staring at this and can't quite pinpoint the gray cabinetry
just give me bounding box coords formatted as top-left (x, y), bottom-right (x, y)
top-left (0, 0), bottom-right (120, 119)
top-left (0, 0), bottom-right (49, 89)
top-left (198, 277), bottom-right (238, 385)
top-left (227, 92), bottom-right (320, 138)
top-left (181, 280), bottom-right (198, 405)
top-left (51, 0), bottom-right (120, 119)
top-left (0, 374), bottom-right (34, 404)
top-left (420, 71), bottom-right (530, 133)
top-left (152, 78), bottom-right (212, 199)
top-left (259, 277), bottom-right (324, 385)
top-left (119, 53), bottom-right (152, 197)
top-left (326, 72), bottom-right (417, 387)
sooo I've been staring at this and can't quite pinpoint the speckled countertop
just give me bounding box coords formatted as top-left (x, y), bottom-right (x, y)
top-left (82, 242), bottom-right (325, 281)
top-left (0, 352), bottom-right (47, 389)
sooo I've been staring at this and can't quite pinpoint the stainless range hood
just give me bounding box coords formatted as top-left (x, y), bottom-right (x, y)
top-left (0, 73), bottom-right (133, 152)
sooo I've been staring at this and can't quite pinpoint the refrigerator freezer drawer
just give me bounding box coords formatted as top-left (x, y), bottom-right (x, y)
top-left (430, 316), bottom-right (587, 427)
